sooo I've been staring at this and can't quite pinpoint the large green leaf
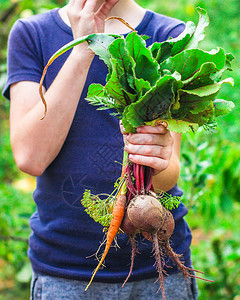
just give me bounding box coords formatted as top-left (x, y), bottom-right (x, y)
top-left (123, 75), bottom-right (177, 131)
top-left (183, 103), bottom-right (215, 126)
top-left (150, 21), bottom-right (196, 63)
top-left (149, 7), bottom-right (209, 64)
top-left (175, 78), bottom-right (234, 115)
top-left (87, 34), bottom-right (120, 70)
top-left (108, 37), bottom-right (135, 90)
top-left (180, 77), bottom-right (234, 98)
top-left (184, 7), bottom-right (209, 50)
top-left (160, 48), bottom-right (226, 81)
top-left (125, 32), bottom-right (159, 86)
top-left (181, 62), bottom-right (218, 89)
top-left (211, 52), bottom-right (234, 83)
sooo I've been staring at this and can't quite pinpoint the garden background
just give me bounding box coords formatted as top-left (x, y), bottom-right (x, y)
top-left (0, 0), bottom-right (239, 299)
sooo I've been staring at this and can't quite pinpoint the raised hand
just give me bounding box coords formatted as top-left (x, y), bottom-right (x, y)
top-left (67, 0), bottom-right (119, 39)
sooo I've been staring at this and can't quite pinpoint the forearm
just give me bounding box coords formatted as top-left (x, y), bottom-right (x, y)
top-left (152, 154), bottom-right (180, 192)
top-left (10, 47), bottom-right (93, 176)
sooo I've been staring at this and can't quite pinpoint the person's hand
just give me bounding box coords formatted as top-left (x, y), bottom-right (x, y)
top-left (121, 124), bottom-right (174, 176)
top-left (67, 0), bottom-right (119, 39)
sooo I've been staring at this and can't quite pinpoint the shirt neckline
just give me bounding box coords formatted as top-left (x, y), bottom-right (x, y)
top-left (51, 7), bottom-right (153, 36)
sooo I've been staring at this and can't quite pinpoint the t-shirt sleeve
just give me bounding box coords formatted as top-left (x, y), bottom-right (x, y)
top-left (167, 23), bottom-right (186, 39)
top-left (2, 19), bottom-right (44, 100)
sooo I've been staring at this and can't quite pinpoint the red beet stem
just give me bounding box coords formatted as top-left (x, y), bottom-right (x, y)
top-left (126, 163), bottom-right (137, 195)
top-left (140, 165), bottom-right (145, 193)
top-left (145, 167), bottom-right (153, 192)
top-left (135, 164), bottom-right (140, 193)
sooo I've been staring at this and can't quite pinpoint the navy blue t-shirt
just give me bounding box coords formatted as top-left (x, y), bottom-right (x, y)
top-left (3, 8), bottom-right (192, 283)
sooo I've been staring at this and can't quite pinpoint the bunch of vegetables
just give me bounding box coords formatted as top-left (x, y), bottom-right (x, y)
top-left (39, 7), bottom-right (234, 299)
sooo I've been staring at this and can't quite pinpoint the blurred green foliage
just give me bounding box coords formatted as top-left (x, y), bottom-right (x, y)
top-left (0, 0), bottom-right (239, 299)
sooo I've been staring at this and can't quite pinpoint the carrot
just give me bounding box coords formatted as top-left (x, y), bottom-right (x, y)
top-left (85, 193), bottom-right (127, 291)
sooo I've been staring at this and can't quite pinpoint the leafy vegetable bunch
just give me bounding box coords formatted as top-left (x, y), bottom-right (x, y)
top-left (85, 7), bottom-right (234, 133)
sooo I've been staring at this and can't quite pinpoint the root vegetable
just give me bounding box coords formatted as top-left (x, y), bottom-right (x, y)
top-left (124, 193), bottom-right (213, 300)
top-left (126, 195), bottom-right (169, 297)
top-left (85, 194), bottom-right (126, 291)
top-left (127, 195), bottom-right (164, 232)
top-left (142, 206), bottom-right (175, 242)
top-left (120, 211), bottom-right (138, 236)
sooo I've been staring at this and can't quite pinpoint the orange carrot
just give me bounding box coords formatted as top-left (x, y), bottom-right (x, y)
top-left (85, 193), bottom-right (127, 291)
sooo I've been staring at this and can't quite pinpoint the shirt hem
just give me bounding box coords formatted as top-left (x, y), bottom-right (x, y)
top-left (29, 252), bottom-right (192, 283)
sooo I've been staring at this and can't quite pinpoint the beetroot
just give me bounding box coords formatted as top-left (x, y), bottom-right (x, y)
top-left (127, 195), bottom-right (164, 232)
top-left (123, 191), bottom-right (212, 300)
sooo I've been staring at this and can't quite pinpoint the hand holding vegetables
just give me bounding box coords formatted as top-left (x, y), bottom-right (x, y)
top-left (123, 124), bottom-right (174, 175)
top-left (121, 122), bottom-right (182, 193)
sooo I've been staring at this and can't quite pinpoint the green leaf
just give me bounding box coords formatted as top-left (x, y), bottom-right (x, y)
top-left (180, 77), bottom-right (234, 99)
top-left (141, 35), bottom-right (151, 41)
top-left (160, 48), bottom-right (226, 81)
top-left (167, 119), bottom-right (199, 133)
top-left (122, 105), bottom-right (137, 133)
top-left (105, 58), bottom-right (130, 107)
top-left (150, 21), bottom-right (196, 63)
top-left (87, 83), bottom-right (105, 98)
top-left (184, 7), bottom-right (210, 50)
top-left (126, 56), bottom-right (152, 96)
top-left (86, 83), bottom-right (119, 111)
top-left (149, 7), bottom-right (209, 63)
top-left (108, 37), bottom-right (131, 71)
top-left (125, 32), bottom-right (160, 86)
top-left (146, 118), bottom-right (199, 133)
top-left (125, 75), bottom-right (177, 130)
top-left (47, 33), bottom-right (120, 67)
top-left (87, 34), bottom-right (119, 69)
top-left (211, 52), bottom-right (234, 82)
top-left (108, 37), bottom-right (134, 89)
top-left (181, 62), bottom-right (218, 89)
top-left (183, 103), bottom-right (215, 126)
top-left (134, 77), bottom-right (151, 96)
top-left (213, 99), bottom-right (235, 117)
top-left (175, 78), bottom-right (234, 117)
